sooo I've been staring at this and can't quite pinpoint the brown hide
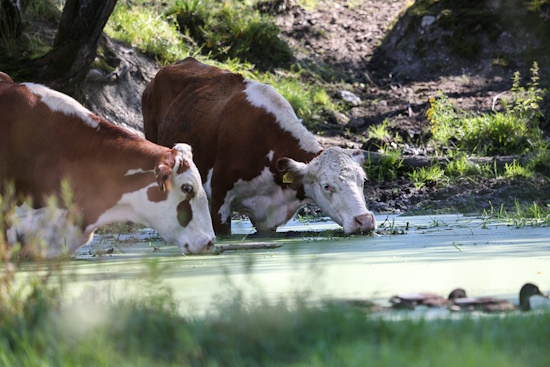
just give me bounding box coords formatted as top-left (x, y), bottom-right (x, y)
top-left (0, 80), bottom-right (178, 231)
top-left (142, 58), bottom-right (319, 234)
top-left (0, 71), bottom-right (14, 83)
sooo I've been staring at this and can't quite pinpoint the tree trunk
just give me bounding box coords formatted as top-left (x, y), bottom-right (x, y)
top-left (25, 0), bottom-right (117, 99)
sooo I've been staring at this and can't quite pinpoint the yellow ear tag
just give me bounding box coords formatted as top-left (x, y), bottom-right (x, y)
top-left (283, 172), bottom-right (294, 184)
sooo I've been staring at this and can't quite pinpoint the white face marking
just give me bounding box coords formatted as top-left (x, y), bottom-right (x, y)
top-left (266, 150), bottom-right (275, 162)
top-left (93, 149), bottom-right (215, 255)
top-left (244, 80), bottom-right (322, 154)
top-left (219, 167), bottom-right (310, 230)
top-left (299, 147), bottom-right (376, 233)
top-left (7, 203), bottom-right (84, 258)
top-left (22, 83), bottom-right (98, 128)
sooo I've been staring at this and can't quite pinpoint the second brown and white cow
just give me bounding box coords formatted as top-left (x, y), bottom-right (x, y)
top-left (0, 73), bottom-right (215, 257)
top-left (142, 57), bottom-right (376, 235)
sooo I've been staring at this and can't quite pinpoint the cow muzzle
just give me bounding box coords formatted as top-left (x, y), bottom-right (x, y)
top-left (352, 212), bottom-right (376, 233)
top-left (182, 240), bottom-right (215, 255)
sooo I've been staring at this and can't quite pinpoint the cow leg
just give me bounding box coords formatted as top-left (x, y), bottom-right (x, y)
top-left (210, 194), bottom-right (231, 236)
top-left (209, 166), bottom-right (238, 236)
top-left (209, 181), bottom-right (232, 236)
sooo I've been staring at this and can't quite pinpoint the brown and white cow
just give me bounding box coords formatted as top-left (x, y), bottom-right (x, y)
top-left (0, 73), bottom-right (215, 257)
top-left (142, 57), bottom-right (376, 235)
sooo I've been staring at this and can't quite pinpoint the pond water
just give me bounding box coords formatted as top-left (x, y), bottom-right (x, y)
top-left (20, 214), bottom-right (550, 315)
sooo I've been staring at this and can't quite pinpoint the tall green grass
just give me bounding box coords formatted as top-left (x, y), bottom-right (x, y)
top-left (105, 1), bottom-right (193, 64)
top-left (428, 63), bottom-right (546, 156)
top-left (483, 200), bottom-right (550, 227)
top-left (2, 189), bottom-right (550, 365)
top-left (2, 271), bottom-right (550, 366)
top-left (409, 164), bottom-right (446, 189)
top-left (365, 149), bottom-right (404, 182)
top-left (169, 0), bottom-right (293, 70)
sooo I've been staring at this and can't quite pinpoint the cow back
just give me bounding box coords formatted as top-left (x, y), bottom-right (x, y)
top-left (1, 81), bottom-right (155, 219)
top-left (142, 58), bottom-right (320, 182)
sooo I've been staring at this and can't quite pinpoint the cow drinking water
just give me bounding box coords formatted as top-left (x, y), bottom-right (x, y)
top-left (142, 57), bottom-right (376, 235)
top-left (0, 73), bottom-right (215, 257)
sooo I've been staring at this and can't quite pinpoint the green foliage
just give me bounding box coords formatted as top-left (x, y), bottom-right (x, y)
top-left (507, 63), bottom-right (545, 126)
top-left (527, 148), bottom-right (550, 176)
top-left (409, 164), bottom-right (445, 189)
top-left (2, 190), bottom-right (550, 365)
top-left (170, 0), bottom-right (293, 70)
top-left (364, 149), bottom-right (404, 183)
top-left (428, 63), bottom-right (546, 156)
top-left (445, 154), bottom-right (480, 177)
top-left (25, 0), bottom-right (64, 22)
top-left (1, 265), bottom-right (550, 366)
top-left (483, 200), bottom-right (550, 227)
top-left (529, 0), bottom-right (550, 12)
top-left (105, 2), bottom-right (192, 64)
top-left (504, 159), bottom-right (533, 179)
top-left (367, 118), bottom-right (391, 141)
top-left (364, 119), bottom-right (402, 153)
top-left (258, 69), bottom-right (337, 130)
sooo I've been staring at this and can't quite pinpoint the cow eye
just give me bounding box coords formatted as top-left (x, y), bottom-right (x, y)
top-left (181, 184), bottom-right (194, 195)
top-left (322, 183), bottom-right (334, 193)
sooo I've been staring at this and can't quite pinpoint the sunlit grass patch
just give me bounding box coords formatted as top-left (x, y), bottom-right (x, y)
top-left (105, 1), bottom-right (193, 64)
top-left (169, 0), bottom-right (293, 70)
top-left (445, 154), bottom-right (480, 177)
top-left (367, 118), bottom-right (392, 142)
top-left (428, 97), bottom-right (543, 156)
top-left (504, 159), bottom-right (533, 179)
top-left (409, 164), bottom-right (446, 189)
top-left (364, 149), bottom-right (404, 183)
top-left (427, 63), bottom-right (546, 157)
top-left (258, 69), bottom-right (337, 129)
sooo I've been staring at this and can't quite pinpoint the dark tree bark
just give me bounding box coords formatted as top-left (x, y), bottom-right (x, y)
top-left (25, 0), bottom-right (117, 99)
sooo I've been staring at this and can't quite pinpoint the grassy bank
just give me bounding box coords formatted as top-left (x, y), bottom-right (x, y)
top-left (1, 258), bottom-right (550, 366)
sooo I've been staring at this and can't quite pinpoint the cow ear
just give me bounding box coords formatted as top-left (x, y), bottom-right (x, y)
top-left (277, 157), bottom-right (307, 189)
top-left (347, 149), bottom-right (365, 165)
top-left (154, 163), bottom-right (173, 192)
top-left (173, 143), bottom-right (193, 162)
top-left (172, 143), bottom-right (193, 174)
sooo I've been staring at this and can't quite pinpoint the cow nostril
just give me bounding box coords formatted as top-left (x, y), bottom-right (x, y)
top-left (206, 241), bottom-right (215, 252)
top-left (354, 213), bottom-right (376, 230)
top-left (184, 243), bottom-right (190, 251)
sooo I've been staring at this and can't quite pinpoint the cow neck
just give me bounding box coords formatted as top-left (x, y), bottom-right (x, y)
top-left (76, 118), bottom-right (168, 227)
top-left (95, 118), bottom-right (165, 173)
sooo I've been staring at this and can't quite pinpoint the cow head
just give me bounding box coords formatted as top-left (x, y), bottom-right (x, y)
top-left (146, 143), bottom-right (215, 254)
top-left (277, 147), bottom-right (376, 234)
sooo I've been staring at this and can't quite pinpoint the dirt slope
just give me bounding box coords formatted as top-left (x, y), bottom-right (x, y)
top-left (274, 0), bottom-right (550, 214)
top-left (84, 0), bottom-right (550, 215)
